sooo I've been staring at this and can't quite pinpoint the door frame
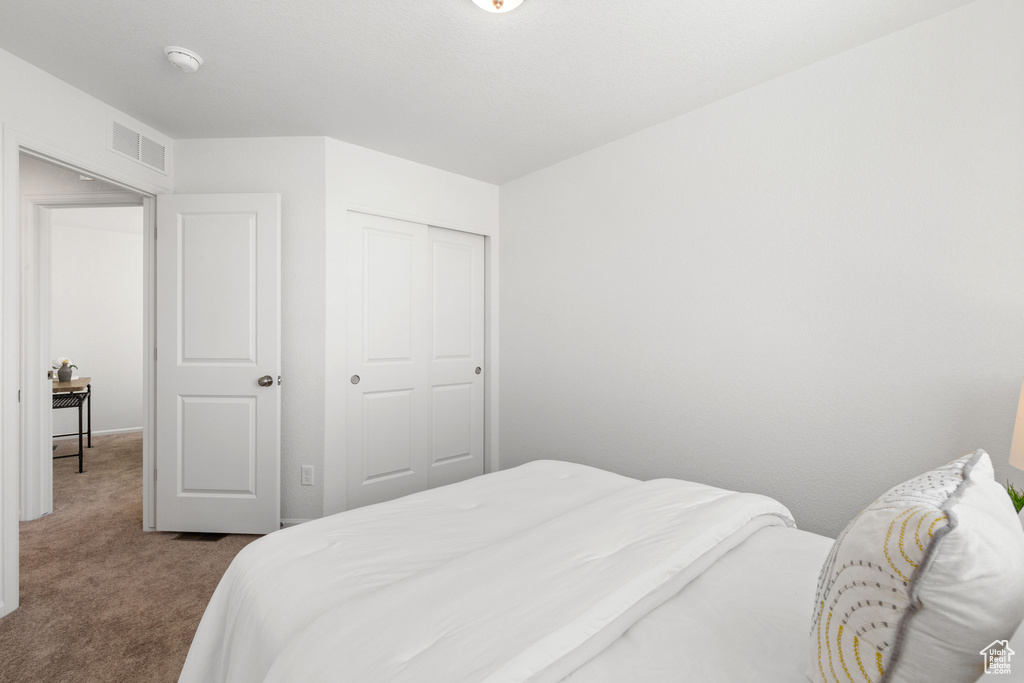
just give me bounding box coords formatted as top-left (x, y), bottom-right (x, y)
top-left (1, 126), bottom-right (165, 616)
top-left (322, 204), bottom-right (499, 516)
top-left (20, 192), bottom-right (145, 521)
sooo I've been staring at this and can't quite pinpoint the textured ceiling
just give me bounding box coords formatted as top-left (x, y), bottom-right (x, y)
top-left (0, 0), bottom-right (975, 184)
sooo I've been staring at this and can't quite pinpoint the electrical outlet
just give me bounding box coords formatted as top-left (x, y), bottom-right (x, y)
top-left (301, 465), bottom-right (314, 486)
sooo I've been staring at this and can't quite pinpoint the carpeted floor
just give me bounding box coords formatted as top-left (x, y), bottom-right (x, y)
top-left (0, 432), bottom-right (260, 682)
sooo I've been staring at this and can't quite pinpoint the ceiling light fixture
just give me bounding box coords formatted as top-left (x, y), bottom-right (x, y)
top-left (472, 0), bottom-right (524, 13)
top-left (163, 46), bottom-right (203, 74)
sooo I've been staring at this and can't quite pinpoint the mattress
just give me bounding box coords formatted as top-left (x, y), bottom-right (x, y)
top-left (182, 460), bottom-right (816, 682)
top-left (181, 460), bottom-right (641, 682)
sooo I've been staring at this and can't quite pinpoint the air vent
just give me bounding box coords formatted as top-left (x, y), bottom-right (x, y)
top-left (111, 121), bottom-right (140, 159)
top-left (109, 119), bottom-right (167, 174)
top-left (140, 136), bottom-right (166, 172)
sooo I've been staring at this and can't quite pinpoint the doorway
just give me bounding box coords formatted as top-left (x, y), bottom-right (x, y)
top-left (18, 154), bottom-right (149, 522)
top-left (1, 147), bottom-right (159, 617)
top-left (48, 205), bottom-right (144, 465)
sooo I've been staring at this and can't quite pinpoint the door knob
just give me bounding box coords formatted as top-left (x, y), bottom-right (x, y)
top-left (258, 375), bottom-right (274, 387)
top-left (351, 375), bottom-right (360, 385)
top-left (475, 367), bottom-right (482, 375)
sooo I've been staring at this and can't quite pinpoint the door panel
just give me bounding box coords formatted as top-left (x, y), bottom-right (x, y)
top-left (364, 229), bottom-right (416, 362)
top-left (180, 396), bottom-right (256, 494)
top-left (347, 213), bottom-right (429, 507)
top-left (432, 241), bottom-right (474, 359)
top-left (363, 389), bottom-right (416, 481)
top-left (346, 214), bottom-right (484, 508)
top-left (431, 383), bottom-right (473, 464)
top-left (179, 213), bottom-right (256, 363)
top-left (156, 193), bottom-right (280, 533)
top-left (426, 226), bottom-right (484, 489)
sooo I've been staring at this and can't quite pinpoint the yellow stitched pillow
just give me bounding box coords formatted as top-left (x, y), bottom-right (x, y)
top-left (808, 451), bottom-right (1024, 683)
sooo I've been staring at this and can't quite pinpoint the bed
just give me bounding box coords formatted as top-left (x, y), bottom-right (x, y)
top-left (180, 453), bottom-right (1024, 682)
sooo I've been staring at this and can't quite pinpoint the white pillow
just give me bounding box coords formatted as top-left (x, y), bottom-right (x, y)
top-left (808, 450), bottom-right (1024, 682)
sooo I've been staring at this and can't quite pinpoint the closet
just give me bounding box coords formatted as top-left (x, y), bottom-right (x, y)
top-left (345, 212), bottom-right (485, 508)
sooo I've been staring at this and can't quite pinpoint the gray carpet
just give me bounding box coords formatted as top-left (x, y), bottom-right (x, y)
top-left (0, 432), bottom-right (259, 682)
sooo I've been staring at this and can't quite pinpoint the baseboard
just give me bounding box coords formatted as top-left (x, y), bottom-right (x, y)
top-left (280, 518), bottom-right (312, 528)
top-left (53, 427), bottom-right (142, 440)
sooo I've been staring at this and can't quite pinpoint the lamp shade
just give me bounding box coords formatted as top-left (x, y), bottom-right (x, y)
top-left (1010, 379), bottom-right (1024, 470)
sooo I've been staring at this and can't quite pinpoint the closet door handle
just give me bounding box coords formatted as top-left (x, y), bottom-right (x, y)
top-left (257, 375), bottom-right (274, 387)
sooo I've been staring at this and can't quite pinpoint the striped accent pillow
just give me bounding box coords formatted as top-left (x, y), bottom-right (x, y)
top-left (808, 450), bottom-right (1024, 682)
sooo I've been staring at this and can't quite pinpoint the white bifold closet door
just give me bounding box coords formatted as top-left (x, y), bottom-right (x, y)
top-left (346, 212), bottom-right (485, 509)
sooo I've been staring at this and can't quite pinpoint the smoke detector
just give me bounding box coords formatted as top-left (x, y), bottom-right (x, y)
top-left (163, 46), bottom-right (203, 74)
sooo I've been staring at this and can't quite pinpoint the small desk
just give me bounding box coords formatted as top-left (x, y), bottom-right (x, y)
top-left (52, 377), bottom-right (91, 473)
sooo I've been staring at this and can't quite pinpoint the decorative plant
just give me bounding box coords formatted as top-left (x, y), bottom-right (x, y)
top-left (1008, 482), bottom-right (1024, 514)
top-left (52, 357), bottom-right (77, 370)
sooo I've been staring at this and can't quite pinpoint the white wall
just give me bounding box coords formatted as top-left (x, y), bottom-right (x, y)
top-left (498, 0), bottom-right (1024, 537)
top-left (18, 156), bottom-right (141, 518)
top-left (51, 207), bottom-right (143, 436)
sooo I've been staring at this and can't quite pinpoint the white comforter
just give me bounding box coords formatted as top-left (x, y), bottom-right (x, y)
top-left (180, 461), bottom-right (794, 682)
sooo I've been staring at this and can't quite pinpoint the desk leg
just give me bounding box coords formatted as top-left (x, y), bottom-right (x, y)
top-left (77, 402), bottom-right (84, 473)
top-left (87, 385), bottom-right (92, 448)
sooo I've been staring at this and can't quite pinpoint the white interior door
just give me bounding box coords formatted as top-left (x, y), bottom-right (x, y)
top-left (346, 213), bottom-right (484, 509)
top-left (155, 193), bottom-right (281, 534)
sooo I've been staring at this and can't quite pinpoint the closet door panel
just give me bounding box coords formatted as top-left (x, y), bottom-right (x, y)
top-left (346, 213), bottom-right (429, 508)
top-left (426, 226), bottom-right (485, 489)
